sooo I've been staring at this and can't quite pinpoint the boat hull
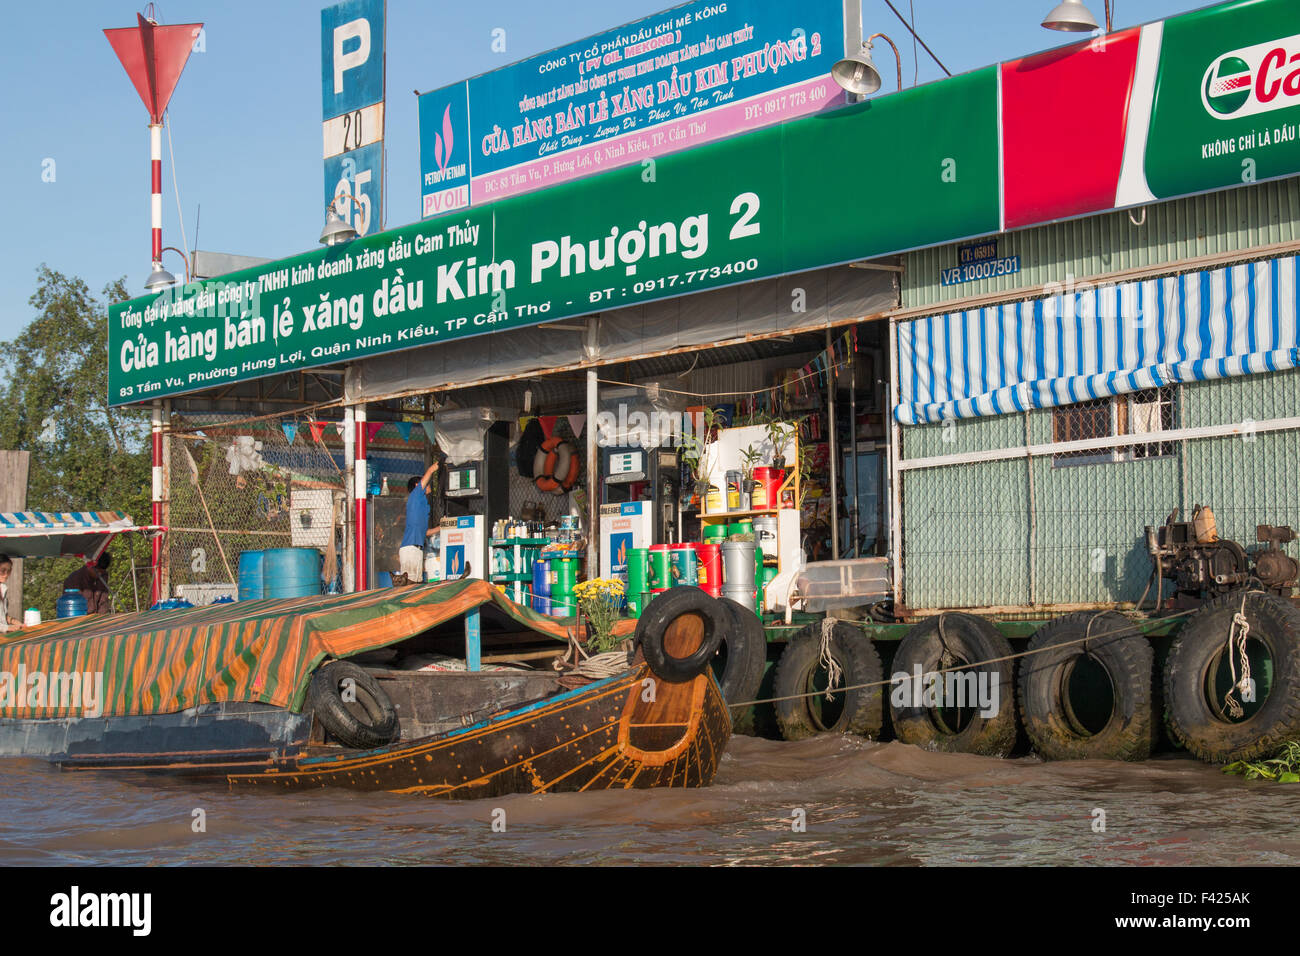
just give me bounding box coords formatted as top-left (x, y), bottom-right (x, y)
top-left (227, 663), bottom-right (731, 797)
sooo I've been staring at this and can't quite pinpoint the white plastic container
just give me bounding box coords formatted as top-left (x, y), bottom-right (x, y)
top-left (23, 608), bottom-right (40, 627)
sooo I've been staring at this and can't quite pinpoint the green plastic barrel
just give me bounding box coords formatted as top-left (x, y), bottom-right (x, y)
top-left (551, 557), bottom-right (580, 616)
top-left (626, 548), bottom-right (649, 617)
top-left (703, 524), bottom-right (726, 543)
top-left (668, 544), bottom-right (698, 586)
top-left (647, 544), bottom-right (672, 591)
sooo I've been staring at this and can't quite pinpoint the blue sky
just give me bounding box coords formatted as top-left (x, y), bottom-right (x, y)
top-left (0, 0), bottom-right (1203, 341)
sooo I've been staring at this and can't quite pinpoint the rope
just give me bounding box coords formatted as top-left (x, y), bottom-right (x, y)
top-left (1223, 591), bottom-right (1254, 719)
top-left (936, 612), bottom-right (955, 669)
top-left (725, 605), bottom-right (1206, 709)
top-left (818, 617), bottom-right (843, 703)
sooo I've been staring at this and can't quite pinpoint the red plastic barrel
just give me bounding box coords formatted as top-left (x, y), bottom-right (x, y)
top-left (752, 467), bottom-right (783, 510)
top-left (691, 542), bottom-right (722, 597)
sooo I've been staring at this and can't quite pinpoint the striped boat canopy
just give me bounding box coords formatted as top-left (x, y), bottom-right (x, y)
top-left (895, 255), bottom-right (1299, 425)
top-left (0, 511), bottom-right (154, 559)
top-left (0, 579), bottom-right (632, 721)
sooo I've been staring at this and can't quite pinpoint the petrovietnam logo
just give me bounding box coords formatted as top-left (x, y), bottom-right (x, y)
top-left (1201, 34), bottom-right (1300, 120)
top-left (426, 103), bottom-right (468, 186)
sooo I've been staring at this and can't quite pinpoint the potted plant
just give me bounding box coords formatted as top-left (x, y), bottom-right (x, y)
top-left (572, 578), bottom-right (626, 653)
top-left (739, 443), bottom-right (761, 506)
top-left (764, 419), bottom-right (796, 471)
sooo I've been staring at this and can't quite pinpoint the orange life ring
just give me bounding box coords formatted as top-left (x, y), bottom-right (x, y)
top-left (534, 437), bottom-right (579, 494)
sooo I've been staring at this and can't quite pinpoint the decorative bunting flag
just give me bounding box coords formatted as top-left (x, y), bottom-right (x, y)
top-left (309, 420), bottom-right (327, 444)
top-left (394, 421), bottom-right (413, 442)
top-left (421, 420), bottom-right (438, 445)
top-left (366, 422), bottom-right (383, 443)
top-left (538, 416), bottom-right (557, 439)
top-left (566, 414), bottom-right (586, 437)
top-left (281, 421), bottom-right (298, 445)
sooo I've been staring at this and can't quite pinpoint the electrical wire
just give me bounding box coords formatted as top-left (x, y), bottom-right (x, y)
top-left (881, 0), bottom-right (951, 76)
top-left (909, 0), bottom-right (918, 86)
top-left (166, 111), bottom-right (191, 263)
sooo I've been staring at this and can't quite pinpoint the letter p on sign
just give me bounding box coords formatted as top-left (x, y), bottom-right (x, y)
top-left (334, 18), bottom-right (370, 93)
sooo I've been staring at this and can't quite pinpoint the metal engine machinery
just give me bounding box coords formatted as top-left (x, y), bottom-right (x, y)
top-left (1145, 506), bottom-right (1300, 606)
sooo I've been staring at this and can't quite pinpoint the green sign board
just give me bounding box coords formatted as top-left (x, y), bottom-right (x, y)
top-left (109, 68), bottom-right (999, 405)
top-left (1145, 0), bottom-right (1300, 199)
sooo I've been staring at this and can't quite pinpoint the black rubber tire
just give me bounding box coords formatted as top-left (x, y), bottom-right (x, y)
top-left (635, 586), bottom-right (726, 684)
top-left (1164, 591), bottom-right (1300, 764)
top-left (1018, 611), bottom-right (1156, 761)
top-left (714, 597), bottom-right (769, 735)
top-left (308, 660), bottom-right (400, 750)
top-left (773, 622), bottom-right (884, 741)
top-left (890, 612), bottom-right (1017, 756)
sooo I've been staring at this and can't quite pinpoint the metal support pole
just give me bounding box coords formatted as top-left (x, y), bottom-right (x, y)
top-left (848, 339), bottom-right (859, 558)
top-left (161, 399), bottom-right (172, 601)
top-left (354, 404), bottom-right (369, 591)
top-left (586, 367), bottom-right (599, 577)
top-left (150, 124), bottom-right (163, 277)
top-left (343, 405), bottom-right (355, 592)
top-left (888, 317), bottom-right (903, 603)
top-left (465, 607), bottom-right (481, 672)
top-left (150, 400), bottom-right (163, 605)
top-left (826, 329), bottom-right (839, 560)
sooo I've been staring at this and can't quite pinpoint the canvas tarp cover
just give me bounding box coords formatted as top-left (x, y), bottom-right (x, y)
top-left (0, 579), bottom-right (630, 720)
top-left (347, 265), bottom-right (897, 400)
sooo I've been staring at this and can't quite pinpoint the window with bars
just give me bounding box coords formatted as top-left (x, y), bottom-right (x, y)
top-left (1052, 387), bottom-right (1176, 466)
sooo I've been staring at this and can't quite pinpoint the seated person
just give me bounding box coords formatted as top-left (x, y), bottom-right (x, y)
top-left (63, 552), bottom-right (113, 614)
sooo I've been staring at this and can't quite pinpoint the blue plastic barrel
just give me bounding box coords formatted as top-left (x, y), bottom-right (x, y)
top-left (56, 589), bottom-right (87, 619)
top-left (237, 550), bottom-right (265, 600)
top-left (262, 548), bottom-right (323, 599)
top-left (532, 558), bottom-right (551, 614)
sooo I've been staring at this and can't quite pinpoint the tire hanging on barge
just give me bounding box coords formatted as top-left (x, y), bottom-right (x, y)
top-left (635, 586), bottom-right (727, 683)
top-left (773, 621), bottom-right (883, 741)
top-left (888, 612), bottom-right (1017, 757)
top-left (713, 597), bottom-right (769, 736)
top-left (309, 660), bottom-right (401, 750)
top-left (1017, 611), bottom-right (1157, 761)
top-left (1164, 591), bottom-right (1300, 764)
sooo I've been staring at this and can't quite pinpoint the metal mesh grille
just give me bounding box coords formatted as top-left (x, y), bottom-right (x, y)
top-left (1052, 386), bottom-right (1176, 465)
top-left (166, 416), bottom-right (348, 599)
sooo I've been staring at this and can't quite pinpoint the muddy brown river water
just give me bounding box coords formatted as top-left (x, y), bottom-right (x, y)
top-left (2, 735), bottom-right (1298, 866)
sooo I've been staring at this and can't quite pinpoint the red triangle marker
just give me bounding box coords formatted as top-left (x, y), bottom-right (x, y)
top-left (104, 13), bottom-right (203, 123)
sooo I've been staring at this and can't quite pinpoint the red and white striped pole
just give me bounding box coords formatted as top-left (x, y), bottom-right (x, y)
top-left (150, 123), bottom-right (164, 279)
top-left (354, 405), bottom-right (369, 590)
top-left (151, 400), bottom-right (163, 605)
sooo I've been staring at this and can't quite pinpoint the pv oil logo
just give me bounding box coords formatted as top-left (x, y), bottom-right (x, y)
top-left (1202, 34), bottom-right (1300, 119)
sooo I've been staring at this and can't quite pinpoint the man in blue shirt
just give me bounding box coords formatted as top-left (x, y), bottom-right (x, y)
top-left (399, 461), bottom-right (439, 582)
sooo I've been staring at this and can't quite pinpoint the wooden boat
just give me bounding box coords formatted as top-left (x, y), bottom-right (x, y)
top-left (0, 579), bottom-right (732, 796)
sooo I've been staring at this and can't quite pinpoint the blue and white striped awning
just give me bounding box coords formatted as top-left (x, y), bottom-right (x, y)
top-left (895, 255), bottom-right (1299, 425)
top-left (0, 511), bottom-right (152, 559)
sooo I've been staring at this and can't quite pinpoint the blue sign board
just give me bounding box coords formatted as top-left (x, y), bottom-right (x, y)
top-left (322, 0), bottom-right (385, 237)
top-left (418, 0), bottom-right (848, 216)
top-left (321, 0), bottom-right (385, 120)
top-left (324, 141), bottom-right (384, 240)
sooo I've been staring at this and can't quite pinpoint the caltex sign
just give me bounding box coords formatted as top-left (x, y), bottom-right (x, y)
top-left (1202, 34), bottom-right (1300, 120)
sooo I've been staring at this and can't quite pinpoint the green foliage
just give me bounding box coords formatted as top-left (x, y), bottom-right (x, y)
top-left (1224, 740), bottom-right (1300, 782)
top-left (0, 267), bottom-right (151, 615)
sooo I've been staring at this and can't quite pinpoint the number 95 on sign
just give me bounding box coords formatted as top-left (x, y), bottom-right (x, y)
top-left (325, 141), bottom-right (382, 238)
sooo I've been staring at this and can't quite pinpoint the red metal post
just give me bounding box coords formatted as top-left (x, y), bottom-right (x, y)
top-left (354, 406), bottom-right (369, 590)
top-left (151, 401), bottom-right (163, 604)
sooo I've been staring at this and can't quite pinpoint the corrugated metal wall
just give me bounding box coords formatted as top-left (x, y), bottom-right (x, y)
top-left (901, 177), bottom-right (1300, 311)
top-left (900, 368), bottom-right (1300, 610)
